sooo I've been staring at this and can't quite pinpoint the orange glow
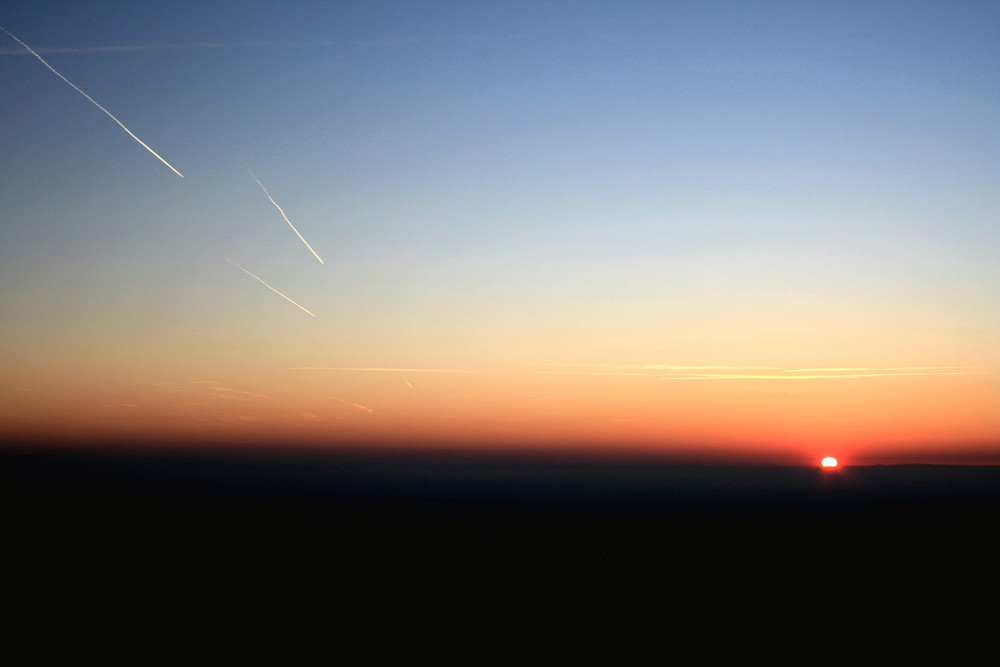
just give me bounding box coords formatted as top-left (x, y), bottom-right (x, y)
top-left (4, 355), bottom-right (998, 465)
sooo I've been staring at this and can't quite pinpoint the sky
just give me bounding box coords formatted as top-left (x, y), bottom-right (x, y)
top-left (1, 1), bottom-right (998, 464)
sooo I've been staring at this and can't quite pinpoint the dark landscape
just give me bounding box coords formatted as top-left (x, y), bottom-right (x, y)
top-left (4, 444), bottom-right (999, 582)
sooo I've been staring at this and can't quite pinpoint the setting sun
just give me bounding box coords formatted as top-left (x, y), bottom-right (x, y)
top-left (821, 457), bottom-right (839, 468)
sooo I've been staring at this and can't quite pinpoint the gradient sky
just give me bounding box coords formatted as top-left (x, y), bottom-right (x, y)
top-left (2, 1), bottom-right (998, 464)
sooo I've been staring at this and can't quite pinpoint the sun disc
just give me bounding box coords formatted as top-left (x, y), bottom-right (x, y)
top-left (821, 456), bottom-right (838, 468)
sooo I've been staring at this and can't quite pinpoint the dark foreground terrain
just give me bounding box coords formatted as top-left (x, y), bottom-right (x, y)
top-left (0, 447), bottom-right (1000, 620)
top-left (3, 444), bottom-right (999, 593)
top-left (2, 444), bottom-right (995, 651)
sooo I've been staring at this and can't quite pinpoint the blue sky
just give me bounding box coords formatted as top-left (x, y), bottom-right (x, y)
top-left (2, 2), bottom-right (998, 458)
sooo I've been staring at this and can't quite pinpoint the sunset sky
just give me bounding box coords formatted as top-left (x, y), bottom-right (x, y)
top-left (2, 1), bottom-right (998, 464)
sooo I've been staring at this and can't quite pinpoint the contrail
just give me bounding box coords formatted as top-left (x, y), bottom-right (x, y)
top-left (249, 170), bottom-right (324, 264)
top-left (225, 257), bottom-right (316, 317)
top-left (1, 25), bottom-right (184, 178)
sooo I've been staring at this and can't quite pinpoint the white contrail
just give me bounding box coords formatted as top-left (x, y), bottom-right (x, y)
top-left (225, 258), bottom-right (316, 317)
top-left (1, 25), bottom-right (184, 178)
top-left (249, 170), bottom-right (324, 264)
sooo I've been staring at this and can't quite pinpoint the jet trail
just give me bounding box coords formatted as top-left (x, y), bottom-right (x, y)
top-left (225, 258), bottom-right (316, 317)
top-left (249, 171), bottom-right (324, 264)
top-left (1, 25), bottom-right (184, 178)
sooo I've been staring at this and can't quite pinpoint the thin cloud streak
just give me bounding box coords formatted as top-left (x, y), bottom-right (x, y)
top-left (786, 367), bottom-right (970, 373)
top-left (282, 365), bottom-right (987, 380)
top-left (206, 386), bottom-right (268, 400)
top-left (542, 363), bottom-right (779, 370)
top-left (538, 371), bottom-right (666, 378)
top-left (156, 378), bottom-right (268, 401)
top-left (619, 364), bottom-right (781, 370)
top-left (169, 404), bottom-right (239, 424)
top-left (538, 364), bottom-right (781, 378)
top-left (332, 398), bottom-right (375, 414)
top-left (0, 41), bottom-right (265, 56)
top-left (0, 38), bottom-right (376, 57)
top-left (661, 371), bottom-right (987, 381)
top-left (249, 171), bottom-right (324, 264)
top-left (225, 257), bottom-right (316, 317)
top-left (539, 363), bottom-right (986, 381)
top-left (1, 25), bottom-right (184, 178)
top-left (286, 367), bottom-right (472, 373)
